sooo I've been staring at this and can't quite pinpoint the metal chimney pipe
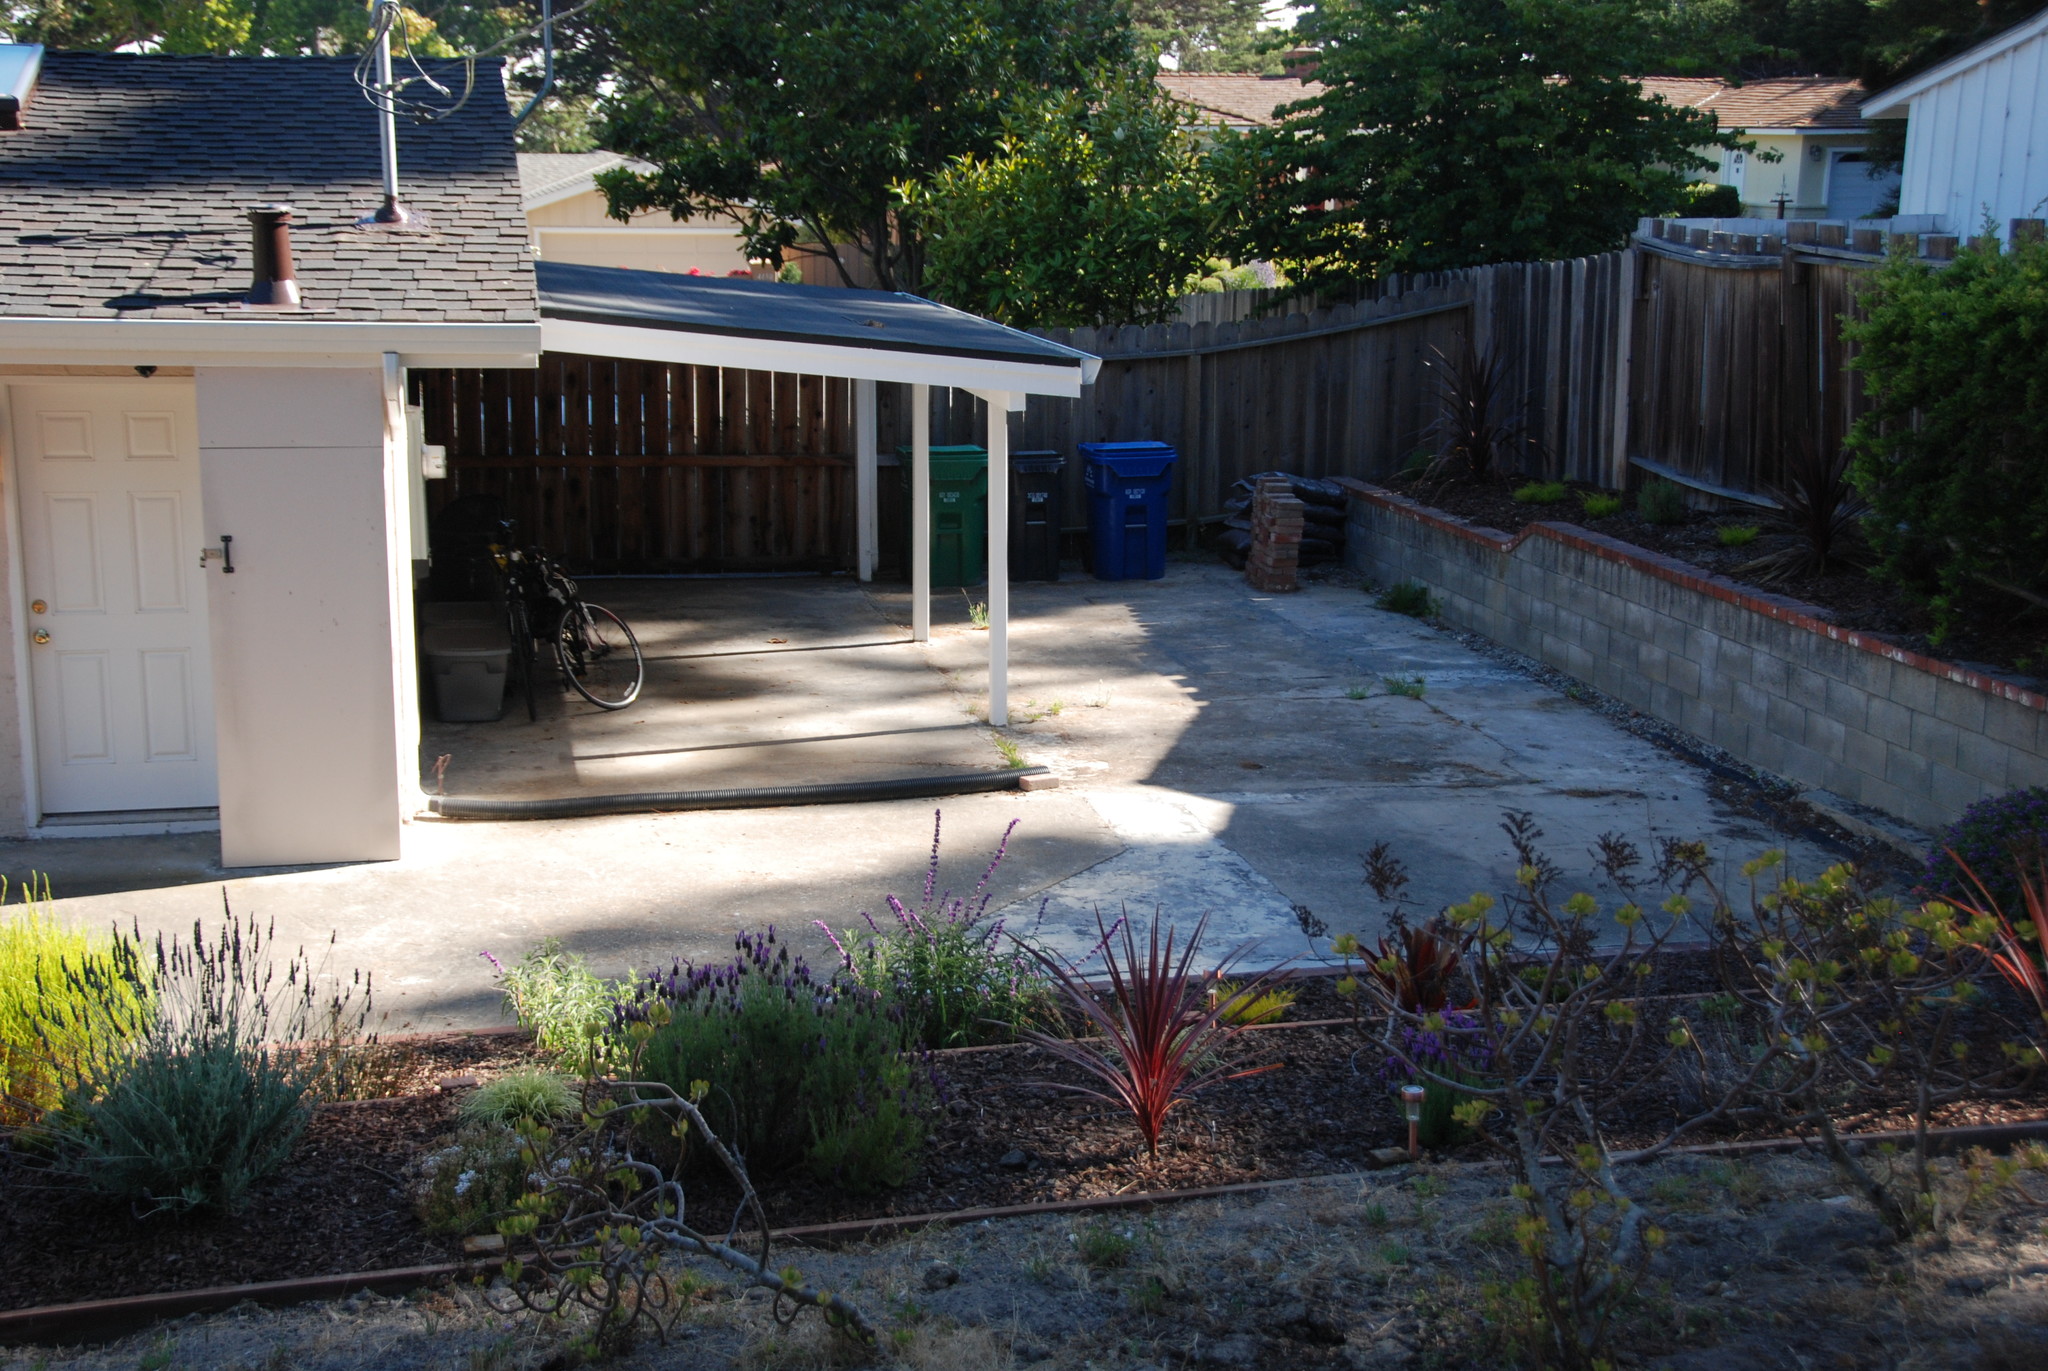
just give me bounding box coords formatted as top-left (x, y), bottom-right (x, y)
top-left (371, 0), bottom-right (408, 224)
top-left (246, 204), bottom-right (302, 307)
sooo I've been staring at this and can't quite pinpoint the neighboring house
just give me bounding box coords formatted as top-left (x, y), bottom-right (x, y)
top-left (1153, 71), bottom-right (1324, 131)
top-left (1863, 7), bottom-right (2048, 240)
top-left (519, 151), bottom-right (759, 277)
top-left (0, 48), bottom-right (540, 864)
top-left (1644, 76), bottom-right (1897, 220)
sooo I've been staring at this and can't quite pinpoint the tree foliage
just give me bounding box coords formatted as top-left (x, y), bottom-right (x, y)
top-left (592, 0), bottom-right (1133, 293)
top-left (1845, 235), bottom-right (2048, 641)
top-left (913, 71), bottom-right (1220, 327)
top-left (0, 0), bottom-right (526, 58)
top-left (1227, 0), bottom-right (1740, 288)
top-left (1130, 0), bottom-right (1275, 71)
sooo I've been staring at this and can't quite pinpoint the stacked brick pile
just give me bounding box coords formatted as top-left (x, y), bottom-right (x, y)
top-left (1246, 477), bottom-right (1306, 593)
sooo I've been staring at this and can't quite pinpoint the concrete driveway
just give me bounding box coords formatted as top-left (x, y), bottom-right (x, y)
top-left (0, 562), bottom-right (1854, 1029)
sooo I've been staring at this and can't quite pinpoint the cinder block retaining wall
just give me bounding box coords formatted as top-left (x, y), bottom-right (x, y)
top-left (1337, 479), bottom-right (2048, 835)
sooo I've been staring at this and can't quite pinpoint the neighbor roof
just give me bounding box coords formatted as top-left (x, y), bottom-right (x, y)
top-left (1641, 75), bottom-right (1869, 130)
top-left (0, 51), bottom-right (535, 321)
top-left (517, 150), bottom-right (654, 209)
top-left (1154, 72), bottom-right (1324, 128)
top-left (536, 261), bottom-right (1098, 395)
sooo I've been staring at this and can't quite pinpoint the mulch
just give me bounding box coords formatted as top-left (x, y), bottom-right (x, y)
top-left (3, 974), bottom-right (2042, 1314)
top-left (1382, 474), bottom-right (2044, 679)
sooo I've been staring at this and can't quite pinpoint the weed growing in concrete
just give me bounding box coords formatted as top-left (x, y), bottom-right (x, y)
top-left (966, 599), bottom-right (990, 630)
top-left (1581, 492), bottom-right (1623, 519)
top-left (1383, 674), bottom-right (1427, 699)
top-left (1512, 480), bottom-right (1569, 505)
top-left (1375, 580), bottom-right (1438, 618)
top-left (1345, 684), bottom-right (1372, 699)
top-left (1717, 524), bottom-right (1760, 547)
top-left (990, 732), bottom-right (1027, 769)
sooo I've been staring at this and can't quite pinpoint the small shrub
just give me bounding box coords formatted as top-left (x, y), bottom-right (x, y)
top-left (1375, 580), bottom-right (1438, 618)
top-left (1074, 1221), bottom-right (1136, 1269)
top-left (34, 912), bottom-right (367, 1216)
top-left (1637, 478), bottom-right (1689, 525)
top-left (1674, 181), bottom-right (1742, 217)
top-left (627, 928), bottom-right (934, 1192)
top-left (459, 1069), bottom-right (578, 1131)
top-left (1717, 524), bottom-right (1760, 547)
top-left (824, 813), bottom-right (1049, 1049)
top-left (1023, 913), bottom-right (1287, 1156)
top-left (412, 1122), bottom-right (533, 1235)
top-left (486, 939), bottom-right (623, 1070)
top-left (1512, 480), bottom-right (1569, 505)
top-left (0, 877), bottom-right (149, 1125)
top-left (1209, 978), bottom-right (1297, 1025)
top-left (1923, 786), bottom-right (2048, 909)
top-left (1580, 492), bottom-right (1623, 519)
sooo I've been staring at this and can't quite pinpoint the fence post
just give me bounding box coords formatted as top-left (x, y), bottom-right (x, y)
top-left (1608, 248), bottom-right (1637, 489)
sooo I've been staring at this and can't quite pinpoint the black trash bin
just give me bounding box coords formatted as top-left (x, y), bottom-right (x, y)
top-left (1010, 450), bottom-right (1065, 582)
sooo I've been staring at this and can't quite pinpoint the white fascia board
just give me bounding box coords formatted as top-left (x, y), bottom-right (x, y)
top-left (0, 318), bottom-right (542, 369)
top-left (542, 317), bottom-right (1093, 397)
top-left (521, 156), bottom-right (633, 211)
top-left (1863, 8), bottom-right (2048, 117)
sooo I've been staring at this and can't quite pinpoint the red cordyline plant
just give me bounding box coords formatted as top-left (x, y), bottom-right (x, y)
top-left (1021, 912), bottom-right (1287, 1157)
top-left (1943, 850), bottom-right (2048, 1028)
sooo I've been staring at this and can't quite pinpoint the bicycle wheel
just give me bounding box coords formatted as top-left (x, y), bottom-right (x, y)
top-left (507, 594), bottom-right (538, 722)
top-left (554, 602), bottom-right (643, 709)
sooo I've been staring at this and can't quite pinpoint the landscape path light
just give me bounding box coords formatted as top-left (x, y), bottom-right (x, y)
top-left (1401, 1083), bottom-right (1426, 1159)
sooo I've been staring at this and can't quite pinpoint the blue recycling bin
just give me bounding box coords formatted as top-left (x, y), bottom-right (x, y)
top-left (1078, 441), bottom-right (1178, 581)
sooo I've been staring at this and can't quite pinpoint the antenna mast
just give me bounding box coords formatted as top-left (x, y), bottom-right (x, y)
top-left (371, 0), bottom-right (408, 223)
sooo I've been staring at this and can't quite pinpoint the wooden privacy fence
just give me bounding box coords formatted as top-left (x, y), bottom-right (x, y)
top-left (1626, 242), bottom-right (1875, 499)
top-left (412, 355), bottom-right (857, 574)
top-left (414, 242), bottom-right (1869, 576)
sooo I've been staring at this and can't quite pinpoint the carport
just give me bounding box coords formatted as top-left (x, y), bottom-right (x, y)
top-left (528, 262), bottom-right (1101, 730)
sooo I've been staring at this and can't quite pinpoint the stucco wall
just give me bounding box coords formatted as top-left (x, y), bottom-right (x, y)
top-left (197, 367), bottom-right (404, 865)
top-left (1341, 480), bottom-right (2048, 834)
top-left (527, 189), bottom-right (753, 275)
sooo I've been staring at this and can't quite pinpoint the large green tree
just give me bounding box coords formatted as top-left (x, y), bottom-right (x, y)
top-left (593, 0), bottom-right (1134, 293)
top-left (1227, 0), bottom-right (1741, 287)
top-left (912, 70), bottom-right (1220, 327)
top-left (1130, 0), bottom-right (1275, 71)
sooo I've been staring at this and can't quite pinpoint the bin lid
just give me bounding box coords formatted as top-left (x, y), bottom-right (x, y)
top-left (1011, 450), bottom-right (1064, 474)
top-left (895, 444), bottom-right (989, 481)
top-left (423, 621), bottom-right (512, 659)
top-left (1078, 440), bottom-right (1177, 477)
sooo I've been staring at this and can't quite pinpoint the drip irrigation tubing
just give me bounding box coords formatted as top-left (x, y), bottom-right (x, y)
top-left (426, 767), bottom-right (1052, 820)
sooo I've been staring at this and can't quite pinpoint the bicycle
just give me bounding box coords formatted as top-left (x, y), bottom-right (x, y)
top-left (493, 538), bottom-right (644, 713)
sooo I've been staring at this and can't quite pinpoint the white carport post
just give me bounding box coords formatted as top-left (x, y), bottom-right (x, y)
top-left (911, 383), bottom-right (932, 643)
top-left (855, 379), bottom-right (878, 581)
top-left (982, 390), bottom-right (1020, 727)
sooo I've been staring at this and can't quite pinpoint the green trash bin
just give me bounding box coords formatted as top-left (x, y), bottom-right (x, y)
top-left (896, 444), bottom-right (989, 587)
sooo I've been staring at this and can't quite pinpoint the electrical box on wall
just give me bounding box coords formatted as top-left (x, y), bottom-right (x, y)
top-left (421, 444), bottom-right (448, 479)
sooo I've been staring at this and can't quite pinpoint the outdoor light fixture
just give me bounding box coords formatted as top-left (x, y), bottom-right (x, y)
top-left (1401, 1084), bottom-right (1426, 1159)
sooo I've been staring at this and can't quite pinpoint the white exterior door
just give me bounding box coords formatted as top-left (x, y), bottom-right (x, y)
top-left (11, 383), bottom-right (217, 814)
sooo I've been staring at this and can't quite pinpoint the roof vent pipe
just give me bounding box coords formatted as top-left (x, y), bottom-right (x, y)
top-left (246, 204), bottom-right (302, 308)
top-left (0, 45), bottom-right (44, 131)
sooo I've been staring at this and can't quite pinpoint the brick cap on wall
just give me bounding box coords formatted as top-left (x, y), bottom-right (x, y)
top-left (1334, 477), bottom-right (2048, 716)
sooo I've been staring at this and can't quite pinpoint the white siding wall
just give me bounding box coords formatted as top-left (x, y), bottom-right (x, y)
top-left (1898, 25), bottom-right (2048, 236)
top-left (197, 368), bottom-right (407, 866)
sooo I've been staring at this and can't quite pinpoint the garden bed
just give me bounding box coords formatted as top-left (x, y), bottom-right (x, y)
top-left (6, 978), bottom-right (2043, 1316)
top-left (1386, 473), bottom-right (2041, 680)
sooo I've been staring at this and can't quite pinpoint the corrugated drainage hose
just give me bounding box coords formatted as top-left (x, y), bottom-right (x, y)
top-left (426, 766), bottom-right (1052, 820)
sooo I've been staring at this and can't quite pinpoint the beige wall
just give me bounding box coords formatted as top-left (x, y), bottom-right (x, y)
top-left (198, 367), bottom-right (405, 866)
top-left (1697, 132), bottom-right (1870, 215)
top-left (528, 188), bottom-right (755, 276)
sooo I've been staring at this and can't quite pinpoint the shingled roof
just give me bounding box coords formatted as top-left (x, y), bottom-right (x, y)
top-left (0, 51), bottom-right (535, 321)
top-left (1641, 75), bottom-right (1868, 130)
top-left (1154, 72), bottom-right (1325, 128)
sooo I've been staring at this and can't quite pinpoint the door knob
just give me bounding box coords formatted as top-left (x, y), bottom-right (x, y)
top-left (32, 629), bottom-right (49, 645)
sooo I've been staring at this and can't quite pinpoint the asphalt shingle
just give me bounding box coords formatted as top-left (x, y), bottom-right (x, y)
top-left (0, 51), bottom-right (536, 321)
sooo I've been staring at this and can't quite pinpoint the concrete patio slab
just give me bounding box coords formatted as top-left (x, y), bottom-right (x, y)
top-left (0, 562), bottom-right (1861, 1028)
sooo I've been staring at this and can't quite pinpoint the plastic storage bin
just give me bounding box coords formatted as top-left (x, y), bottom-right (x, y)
top-left (1078, 441), bottom-right (1178, 580)
top-left (423, 620), bottom-right (512, 722)
top-left (1010, 451), bottom-right (1065, 582)
top-left (897, 444), bottom-right (989, 587)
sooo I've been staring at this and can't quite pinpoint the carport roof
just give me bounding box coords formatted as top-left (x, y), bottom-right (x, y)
top-left (535, 260), bottom-right (1099, 396)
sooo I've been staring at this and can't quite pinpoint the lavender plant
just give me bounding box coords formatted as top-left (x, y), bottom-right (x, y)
top-left (625, 928), bottom-right (937, 1192)
top-left (1378, 1008), bottom-right (1494, 1149)
top-left (819, 811), bottom-right (1048, 1049)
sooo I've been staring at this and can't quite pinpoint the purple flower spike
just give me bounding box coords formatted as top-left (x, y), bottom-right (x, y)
top-left (479, 949), bottom-right (503, 975)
